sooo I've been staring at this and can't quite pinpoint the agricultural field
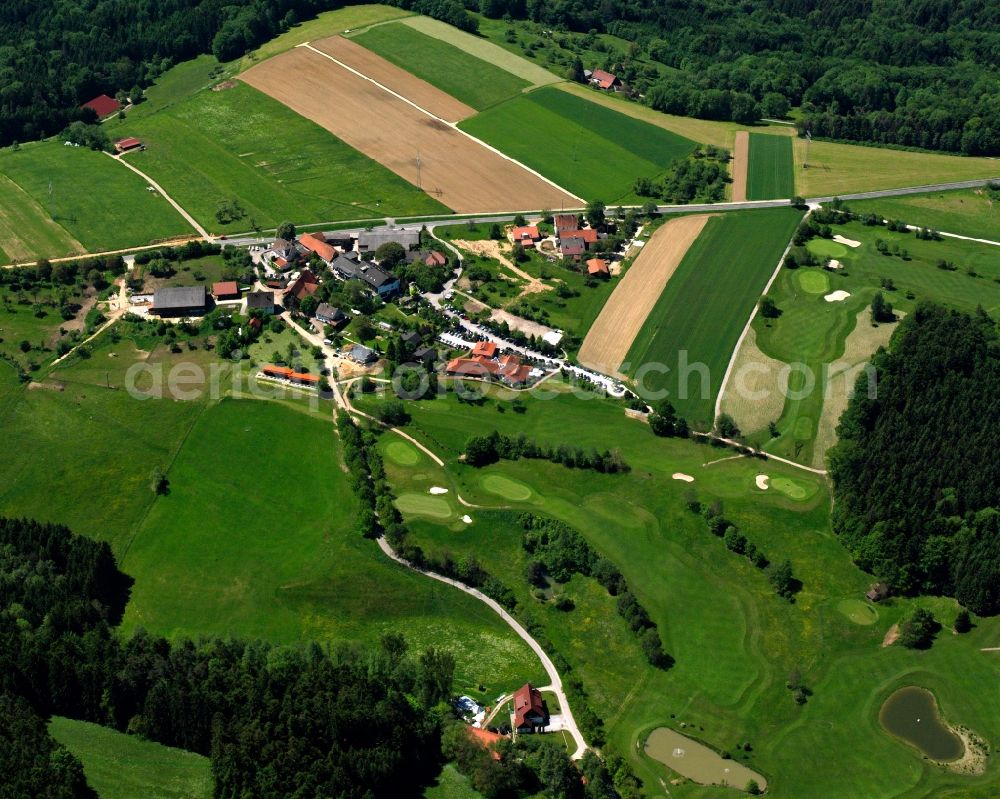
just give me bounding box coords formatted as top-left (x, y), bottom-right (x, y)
top-left (353, 380), bottom-right (1000, 799)
top-left (625, 207), bottom-right (803, 427)
top-left (747, 133), bottom-right (795, 200)
top-left (49, 717), bottom-right (212, 799)
top-left (727, 220), bottom-right (1000, 467)
top-left (117, 81), bottom-right (446, 234)
top-left (241, 47), bottom-right (579, 213)
top-left (0, 140), bottom-right (190, 258)
top-left (843, 187), bottom-right (1000, 241)
top-left (352, 23), bottom-right (531, 110)
top-left (459, 87), bottom-right (696, 204)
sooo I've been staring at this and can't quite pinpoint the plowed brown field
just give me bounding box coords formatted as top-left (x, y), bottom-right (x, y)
top-left (731, 131), bottom-right (749, 202)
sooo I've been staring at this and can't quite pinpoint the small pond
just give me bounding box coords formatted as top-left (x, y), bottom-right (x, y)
top-left (645, 727), bottom-right (766, 791)
top-left (879, 686), bottom-right (964, 761)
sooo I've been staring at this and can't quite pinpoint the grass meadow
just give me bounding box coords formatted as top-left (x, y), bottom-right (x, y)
top-left (625, 207), bottom-right (803, 427)
top-left (352, 23), bottom-right (531, 110)
top-left (117, 82), bottom-right (446, 235)
top-left (0, 141), bottom-right (190, 257)
top-left (459, 87), bottom-right (696, 203)
top-left (843, 188), bottom-right (1000, 241)
top-left (50, 717), bottom-right (212, 799)
top-left (747, 133), bottom-right (794, 200)
top-left (353, 381), bottom-right (1000, 799)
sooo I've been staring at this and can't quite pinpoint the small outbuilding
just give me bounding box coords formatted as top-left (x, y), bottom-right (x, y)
top-left (212, 281), bottom-right (240, 301)
top-left (586, 258), bottom-right (610, 278)
top-left (114, 137), bottom-right (143, 154)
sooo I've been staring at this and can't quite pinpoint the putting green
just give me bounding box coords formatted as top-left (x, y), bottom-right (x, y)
top-left (384, 439), bottom-right (420, 466)
top-left (771, 476), bottom-right (815, 501)
top-left (395, 493), bottom-right (453, 519)
top-left (836, 598), bottom-right (878, 625)
top-left (806, 238), bottom-right (848, 259)
top-left (796, 269), bottom-right (830, 294)
top-left (480, 473), bottom-right (533, 502)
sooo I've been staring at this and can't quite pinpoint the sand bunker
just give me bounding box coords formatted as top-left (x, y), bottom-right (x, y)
top-left (828, 259), bottom-right (842, 269)
top-left (825, 290), bottom-right (851, 302)
top-left (672, 473), bottom-right (695, 483)
top-left (429, 486), bottom-right (449, 495)
top-left (462, 514), bottom-right (473, 524)
top-left (755, 474), bottom-right (770, 490)
top-left (833, 234), bottom-right (861, 248)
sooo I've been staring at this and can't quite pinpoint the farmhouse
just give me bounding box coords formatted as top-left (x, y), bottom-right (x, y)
top-left (513, 683), bottom-right (547, 733)
top-left (511, 225), bottom-right (541, 247)
top-left (81, 94), bottom-right (121, 118)
top-left (212, 281), bottom-right (240, 301)
top-left (315, 303), bottom-right (347, 327)
top-left (472, 340), bottom-right (498, 359)
top-left (554, 214), bottom-right (578, 234)
top-left (114, 137), bottom-right (143, 154)
top-left (587, 258), bottom-right (610, 278)
top-left (589, 69), bottom-right (621, 91)
top-left (561, 237), bottom-right (587, 261)
top-left (149, 286), bottom-right (208, 317)
top-left (299, 232), bottom-right (337, 264)
top-left (331, 254), bottom-right (400, 297)
top-left (285, 270), bottom-right (320, 302)
top-left (357, 230), bottom-right (421, 252)
top-left (246, 290), bottom-right (276, 313)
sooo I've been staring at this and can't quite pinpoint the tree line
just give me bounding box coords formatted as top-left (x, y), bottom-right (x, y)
top-left (464, 430), bottom-right (630, 473)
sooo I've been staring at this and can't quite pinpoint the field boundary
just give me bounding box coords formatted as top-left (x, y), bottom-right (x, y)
top-left (732, 131), bottom-right (749, 202)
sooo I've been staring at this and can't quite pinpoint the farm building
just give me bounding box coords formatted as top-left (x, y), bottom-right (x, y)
top-left (559, 228), bottom-right (598, 245)
top-left (348, 344), bottom-right (378, 364)
top-left (285, 270), bottom-right (320, 302)
top-left (331, 254), bottom-right (400, 297)
top-left (511, 225), bottom-right (541, 246)
top-left (315, 303), bottom-right (347, 327)
top-left (114, 137), bottom-right (143, 153)
top-left (81, 94), bottom-right (121, 118)
top-left (561, 237), bottom-right (586, 261)
top-left (246, 290), bottom-right (276, 313)
top-left (299, 232), bottom-right (337, 263)
top-left (587, 258), bottom-right (610, 278)
top-left (357, 230), bottom-right (421, 252)
top-left (212, 281), bottom-right (240, 301)
top-left (513, 683), bottom-right (547, 733)
top-left (472, 340), bottom-right (497, 359)
top-left (149, 286), bottom-right (207, 317)
top-left (554, 214), bottom-right (579, 234)
top-left (589, 69), bottom-right (621, 91)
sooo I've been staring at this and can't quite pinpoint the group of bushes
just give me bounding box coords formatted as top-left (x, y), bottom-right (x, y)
top-left (634, 146), bottom-right (731, 204)
top-left (464, 430), bottom-right (630, 474)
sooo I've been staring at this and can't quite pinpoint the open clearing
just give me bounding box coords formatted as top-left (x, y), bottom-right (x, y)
top-left (352, 23), bottom-right (531, 110)
top-left (460, 87), bottom-right (696, 203)
top-left (0, 174), bottom-right (82, 262)
top-left (625, 207), bottom-right (803, 426)
top-left (309, 36), bottom-right (475, 123)
top-left (578, 214), bottom-right (711, 377)
top-left (719, 326), bottom-right (788, 435)
top-left (843, 187), bottom-right (1000, 241)
top-left (731, 131), bottom-right (749, 202)
top-left (747, 133), bottom-right (795, 200)
top-left (241, 47), bottom-right (579, 213)
top-left (50, 717), bottom-right (212, 799)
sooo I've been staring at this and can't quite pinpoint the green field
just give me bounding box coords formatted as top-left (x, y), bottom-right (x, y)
top-left (747, 134), bottom-right (795, 200)
top-left (354, 380), bottom-right (1000, 799)
top-left (0, 173), bottom-right (81, 262)
top-left (49, 717), bottom-right (212, 799)
top-left (117, 82), bottom-right (446, 234)
top-left (843, 188), bottom-right (1000, 241)
top-left (0, 140), bottom-right (191, 258)
top-left (626, 207), bottom-right (804, 427)
top-left (459, 87), bottom-right (696, 203)
top-left (353, 23), bottom-right (530, 110)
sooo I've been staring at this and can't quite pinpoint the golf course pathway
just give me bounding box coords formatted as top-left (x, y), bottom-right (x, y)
top-left (375, 536), bottom-right (589, 759)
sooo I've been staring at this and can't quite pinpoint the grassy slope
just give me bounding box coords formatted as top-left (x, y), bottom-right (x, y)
top-left (424, 764), bottom-right (485, 799)
top-left (843, 188), bottom-right (1000, 241)
top-left (0, 141), bottom-right (191, 255)
top-left (0, 174), bottom-right (80, 262)
top-left (117, 82), bottom-right (446, 235)
top-left (626, 207), bottom-right (803, 427)
top-left (49, 717), bottom-right (212, 799)
top-left (352, 23), bottom-right (530, 110)
top-left (459, 87), bottom-right (695, 203)
top-left (356, 382), bottom-right (1000, 799)
top-left (747, 133), bottom-right (794, 200)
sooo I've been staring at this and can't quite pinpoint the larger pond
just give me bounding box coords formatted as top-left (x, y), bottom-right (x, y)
top-left (879, 686), bottom-right (964, 761)
top-left (645, 728), bottom-right (766, 791)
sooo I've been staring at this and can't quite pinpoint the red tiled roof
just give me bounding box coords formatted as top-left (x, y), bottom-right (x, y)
top-left (299, 232), bottom-right (336, 263)
top-left (512, 225), bottom-right (540, 242)
top-left (424, 251), bottom-right (447, 266)
top-left (561, 238), bottom-right (586, 256)
top-left (263, 365), bottom-right (293, 378)
top-left (513, 683), bottom-right (545, 729)
top-left (586, 258), bottom-right (610, 276)
top-left (560, 228), bottom-right (598, 243)
top-left (471, 340), bottom-right (497, 359)
top-left (591, 69), bottom-right (619, 89)
top-left (554, 214), bottom-right (578, 232)
top-left (446, 358), bottom-right (499, 377)
top-left (467, 727), bottom-right (504, 760)
top-left (81, 94), bottom-right (121, 117)
top-left (290, 372), bottom-right (320, 384)
top-left (286, 269), bottom-right (319, 301)
top-left (212, 280), bottom-right (239, 298)
top-left (115, 137), bottom-right (142, 151)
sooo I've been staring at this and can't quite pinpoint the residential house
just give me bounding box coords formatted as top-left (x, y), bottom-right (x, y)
top-left (589, 69), bottom-right (621, 91)
top-left (149, 286), bottom-right (207, 317)
top-left (266, 239), bottom-right (298, 271)
top-left (412, 346), bottom-right (437, 367)
top-left (407, 250), bottom-right (447, 267)
top-left (511, 226), bottom-right (541, 247)
top-left (553, 214), bottom-right (578, 234)
top-left (471, 340), bottom-right (497, 359)
top-left (357, 230), bottom-right (421, 252)
top-left (400, 330), bottom-right (422, 350)
top-left (498, 354), bottom-right (531, 386)
top-left (212, 280), bottom-right (240, 301)
top-left (513, 683), bottom-right (547, 733)
top-left (299, 232), bottom-right (337, 264)
top-left (586, 258), bottom-right (610, 278)
top-left (246, 290), bottom-right (276, 313)
top-left (285, 269), bottom-right (320, 302)
top-left (331, 254), bottom-right (400, 297)
top-left (560, 237), bottom-right (587, 261)
top-left (348, 344), bottom-right (378, 364)
top-left (315, 303), bottom-right (347, 328)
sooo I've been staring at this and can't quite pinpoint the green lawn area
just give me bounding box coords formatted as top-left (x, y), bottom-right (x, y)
top-left (459, 87), bottom-right (696, 204)
top-left (352, 23), bottom-right (530, 110)
top-left (747, 133), bottom-right (794, 200)
top-left (0, 140), bottom-right (191, 257)
top-left (355, 381), bottom-right (1000, 799)
top-left (843, 188), bottom-right (1000, 241)
top-left (626, 207), bottom-right (803, 427)
top-left (424, 764), bottom-right (485, 799)
top-left (49, 717), bottom-right (212, 799)
top-left (116, 81), bottom-right (447, 235)
top-left (0, 173), bottom-right (81, 263)
top-left (0, 282), bottom-right (91, 365)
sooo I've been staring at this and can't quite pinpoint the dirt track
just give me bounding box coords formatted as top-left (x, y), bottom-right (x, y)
top-left (310, 36), bottom-right (475, 123)
top-left (240, 46), bottom-right (580, 214)
top-left (578, 215), bottom-right (710, 377)
top-left (732, 131), bottom-right (749, 202)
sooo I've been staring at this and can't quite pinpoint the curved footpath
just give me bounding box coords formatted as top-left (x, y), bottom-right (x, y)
top-left (375, 536), bottom-right (589, 759)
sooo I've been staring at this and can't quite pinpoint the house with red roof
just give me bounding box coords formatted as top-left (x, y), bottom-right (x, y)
top-left (498, 354), bottom-right (532, 386)
top-left (81, 94), bottom-right (121, 118)
top-left (586, 258), bottom-right (610, 278)
top-left (554, 214), bottom-right (578, 234)
top-left (589, 69), bottom-right (621, 91)
top-left (559, 228), bottom-right (598, 245)
top-left (299, 232), bottom-right (337, 264)
top-left (472, 340), bottom-right (497, 359)
top-left (285, 269), bottom-right (320, 302)
top-left (446, 358), bottom-right (499, 378)
top-left (511, 225), bottom-right (541, 247)
top-left (513, 683), bottom-right (547, 733)
top-left (114, 137), bottom-right (143, 154)
top-left (211, 280), bottom-right (240, 301)
top-left (561, 237), bottom-right (587, 261)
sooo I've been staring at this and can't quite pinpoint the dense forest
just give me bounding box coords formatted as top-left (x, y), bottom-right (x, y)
top-left (469, 0), bottom-right (1000, 154)
top-left (830, 304), bottom-right (1000, 615)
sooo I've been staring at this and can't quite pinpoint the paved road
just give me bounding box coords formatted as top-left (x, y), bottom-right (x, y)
top-left (375, 536), bottom-right (589, 759)
top-left (807, 178), bottom-right (999, 204)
